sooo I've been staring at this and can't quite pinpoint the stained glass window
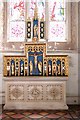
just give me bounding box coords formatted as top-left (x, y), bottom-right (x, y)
top-left (27, 0), bottom-right (36, 19)
top-left (7, 0), bottom-right (25, 42)
top-left (48, 0), bottom-right (66, 42)
top-left (7, 0), bottom-right (68, 42)
top-left (27, 0), bottom-right (45, 19)
top-left (37, 0), bottom-right (45, 19)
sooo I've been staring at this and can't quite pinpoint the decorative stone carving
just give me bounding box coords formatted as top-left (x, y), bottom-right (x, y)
top-left (8, 85), bottom-right (24, 101)
top-left (49, 88), bottom-right (59, 98)
top-left (27, 85), bottom-right (43, 101)
top-left (30, 87), bottom-right (40, 98)
top-left (4, 79), bottom-right (68, 110)
top-left (46, 84), bottom-right (63, 101)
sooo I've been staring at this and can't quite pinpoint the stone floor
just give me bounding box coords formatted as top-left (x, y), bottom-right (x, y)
top-left (0, 105), bottom-right (80, 120)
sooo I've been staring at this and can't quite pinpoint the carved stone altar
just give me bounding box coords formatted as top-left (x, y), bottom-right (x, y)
top-left (3, 77), bottom-right (68, 110)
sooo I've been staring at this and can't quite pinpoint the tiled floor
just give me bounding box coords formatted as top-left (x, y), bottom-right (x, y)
top-left (0, 105), bottom-right (80, 120)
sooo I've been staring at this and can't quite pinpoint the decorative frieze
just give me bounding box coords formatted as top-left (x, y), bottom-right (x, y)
top-left (6, 81), bottom-right (65, 103)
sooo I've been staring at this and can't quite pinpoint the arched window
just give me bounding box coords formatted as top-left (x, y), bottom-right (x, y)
top-left (7, 0), bottom-right (71, 43)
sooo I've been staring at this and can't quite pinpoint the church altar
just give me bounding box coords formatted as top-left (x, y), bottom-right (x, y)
top-left (3, 43), bottom-right (68, 110)
top-left (3, 4), bottom-right (68, 110)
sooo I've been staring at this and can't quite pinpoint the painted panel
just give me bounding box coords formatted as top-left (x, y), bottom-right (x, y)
top-left (28, 51), bottom-right (43, 76)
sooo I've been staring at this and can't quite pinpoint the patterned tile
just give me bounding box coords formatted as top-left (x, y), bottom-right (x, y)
top-left (11, 113), bottom-right (24, 119)
top-left (0, 113), bottom-right (7, 119)
top-left (2, 117), bottom-right (12, 120)
top-left (40, 118), bottom-right (50, 120)
top-left (21, 118), bottom-right (31, 120)
top-left (69, 112), bottom-right (78, 118)
top-left (56, 111), bottom-right (66, 116)
top-left (1, 105), bottom-right (80, 120)
top-left (5, 111), bottom-right (15, 115)
top-left (64, 113), bottom-right (73, 119)
top-left (58, 117), bottom-right (72, 120)
top-left (39, 111), bottom-right (49, 116)
top-left (28, 113), bottom-right (42, 119)
top-left (22, 111), bottom-right (32, 116)
top-left (46, 113), bottom-right (60, 119)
